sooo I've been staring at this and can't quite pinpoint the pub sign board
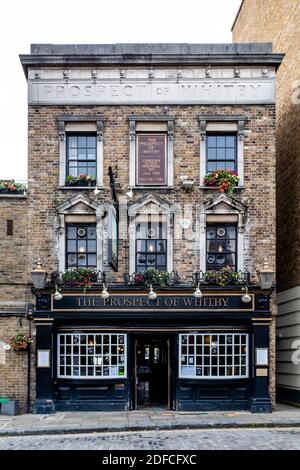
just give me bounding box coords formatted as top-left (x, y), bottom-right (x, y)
top-left (52, 293), bottom-right (254, 312)
top-left (136, 133), bottom-right (167, 185)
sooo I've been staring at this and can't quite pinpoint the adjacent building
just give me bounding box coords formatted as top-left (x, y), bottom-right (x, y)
top-left (0, 42), bottom-right (282, 413)
top-left (232, 0), bottom-right (300, 407)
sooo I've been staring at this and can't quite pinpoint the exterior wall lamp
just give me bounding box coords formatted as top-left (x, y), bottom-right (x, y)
top-left (101, 283), bottom-right (110, 299)
top-left (53, 284), bottom-right (63, 301)
top-left (31, 258), bottom-right (47, 290)
top-left (148, 284), bottom-right (157, 300)
top-left (193, 283), bottom-right (203, 298)
top-left (241, 286), bottom-right (252, 303)
top-left (257, 258), bottom-right (275, 290)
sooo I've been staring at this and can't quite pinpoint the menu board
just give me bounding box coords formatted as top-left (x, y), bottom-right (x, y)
top-left (137, 134), bottom-right (166, 185)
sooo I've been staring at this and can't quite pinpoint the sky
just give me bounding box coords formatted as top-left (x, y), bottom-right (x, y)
top-left (0, 0), bottom-right (241, 181)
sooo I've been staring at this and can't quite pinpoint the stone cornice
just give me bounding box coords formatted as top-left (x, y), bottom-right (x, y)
top-left (19, 42), bottom-right (284, 78)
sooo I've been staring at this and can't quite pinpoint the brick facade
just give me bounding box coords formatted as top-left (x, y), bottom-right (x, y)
top-left (0, 43), bottom-right (281, 413)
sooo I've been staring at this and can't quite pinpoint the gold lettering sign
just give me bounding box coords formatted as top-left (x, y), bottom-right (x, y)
top-left (51, 294), bottom-right (254, 312)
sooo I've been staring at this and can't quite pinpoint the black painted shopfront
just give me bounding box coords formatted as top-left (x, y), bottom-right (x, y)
top-left (33, 289), bottom-right (272, 413)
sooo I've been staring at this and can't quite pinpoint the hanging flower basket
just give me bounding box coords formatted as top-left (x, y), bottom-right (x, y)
top-left (204, 170), bottom-right (239, 194)
top-left (8, 332), bottom-right (33, 351)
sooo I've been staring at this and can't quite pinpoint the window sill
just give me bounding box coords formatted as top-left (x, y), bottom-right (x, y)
top-left (132, 186), bottom-right (175, 191)
top-left (199, 186), bottom-right (245, 190)
top-left (0, 193), bottom-right (27, 198)
top-left (58, 186), bottom-right (104, 190)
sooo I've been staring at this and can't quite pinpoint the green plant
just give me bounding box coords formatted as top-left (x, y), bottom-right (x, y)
top-left (61, 268), bottom-right (98, 289)
top-left (65, 174), bottom-right (97, 186)
top-left (204, 170), bottom-right (239, 194)
top-left (0, 180), bottom-right (27, 193)
top-left (134, 269), bottom-right (176, 287)
top-left (8, 332), bottom-right (33, 351)
top-left (202, 267), bottom-right (241, 287)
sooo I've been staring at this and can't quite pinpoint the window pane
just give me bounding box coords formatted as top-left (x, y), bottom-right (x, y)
top-left (87, 240), bottom-right (96, 252)
top-left (225, 148), bottom-right (235, 160)
top-left (223, 162), bottom-right (234, 172)
top-left (216, 148), bottom-right (225, 159)
top-left (78, 254), bottom-right (87, 266)
top-left (207, 162), bottom-right (216, 172)
top-left (68, 226), bottom-right (77, 238)
top-left (67, 254), bottom-right (77, 267)
top-left (136, 240), bottom-right (146, 252)
top-left (78, 136), bottom-right (86, 147)
top-left (87, 148), bottom-right (96, 160)
top-left (67, 240), bottom-right (76, 252)
top-left (78, 148), bottom-right (86, 159)
top-left (68, 136), bottom-right (77, 148)
top-left (87, 136), bottom-right (96, 147)
top-left (207, 148), bottom-right (217, 159)
top-left (87, 254), bottom-right (97, 266)
top-left (226, 135), bottom-right (235, 147)
top-left (87, 226), bottom-right (96, 239)
top-left (216, 161), bottom-right (226, 170)
top-left (216, 136), bottom-right (225, 147)
top-left (207, 135), bottom-right (216, 147)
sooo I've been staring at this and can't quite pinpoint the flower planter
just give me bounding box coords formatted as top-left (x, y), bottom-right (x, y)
top-left (65, 180), bottom-right (96, 187)
top-left (0, 189), bottom-right (25, 194)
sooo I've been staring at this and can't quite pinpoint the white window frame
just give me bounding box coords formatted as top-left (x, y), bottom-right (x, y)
top-left (178, 333), bottom-right (249, 379)
top-left (199, 117), bottom-right (245, 187)
top-left (128, 194), bottom-right (174, 275)
top-left (58, 116), bottom-right (103, 188)
top-left (129, 117), bottom-right (174, 188)
top-left (199, 193), bottom-right (247, 273)
top-left (57, 332), bottom-right (127, 379)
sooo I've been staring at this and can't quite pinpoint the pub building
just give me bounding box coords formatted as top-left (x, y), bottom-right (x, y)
top-left (15, 43), bottom-right (282, 413)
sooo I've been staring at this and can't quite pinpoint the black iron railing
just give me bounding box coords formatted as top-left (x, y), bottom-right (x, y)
top-left (194, 270), bottom-right (251, 287)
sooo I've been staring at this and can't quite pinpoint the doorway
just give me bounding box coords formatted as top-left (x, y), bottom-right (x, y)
top-left (134, 336), bottom-right (171, 409)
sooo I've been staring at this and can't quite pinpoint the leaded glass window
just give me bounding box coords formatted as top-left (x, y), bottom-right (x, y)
top-left (179, 333), bottom-right (248, 379)
top-left (57, 333), bottom-right (127, 378)
top-left (136, 218), bottom-right (167, 272)
top-left (206, 224), bottom-right (237, 270)
top-left (66, 224), bottom-right (97, 269)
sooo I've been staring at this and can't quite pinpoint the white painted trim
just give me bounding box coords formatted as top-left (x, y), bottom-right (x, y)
top-left (199, 119), bottom-right (245, 187)
top-left (58, 118), bottom-right (104, 188)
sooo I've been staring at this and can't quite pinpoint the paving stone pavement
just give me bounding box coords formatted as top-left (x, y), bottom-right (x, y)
top-left (0, 427), bottom-right (300, 450)
top-left (0, 403), bottom-right (300, 436)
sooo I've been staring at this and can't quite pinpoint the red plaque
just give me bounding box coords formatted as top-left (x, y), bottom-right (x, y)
top-left (136, 134), bottom-right (167, 185)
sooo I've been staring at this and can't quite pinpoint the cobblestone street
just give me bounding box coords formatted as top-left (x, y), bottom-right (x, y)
top-left (0, 427), bottom-right (300, 450)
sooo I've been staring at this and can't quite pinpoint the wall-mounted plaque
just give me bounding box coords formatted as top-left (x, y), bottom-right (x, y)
top-left (37, 350), bottom-right (50, 368)
top-left (256, 348), bottom-right (269, 366)
top-left (136, 134), bottom-right (167, 185)
top-left (256, 368), bottom-right (268, 377)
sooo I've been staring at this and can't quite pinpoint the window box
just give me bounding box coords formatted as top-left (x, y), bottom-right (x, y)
top-left (194, 269), bottom-right (250, 287)
top-left (0, 180), bottom-right (27, 194)
top-left (125, 269), bottom-right (179, 287)
top-left (65, 175), bottom-right (97, 187)
top-left (203, 170), bottom-right (239, 194)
